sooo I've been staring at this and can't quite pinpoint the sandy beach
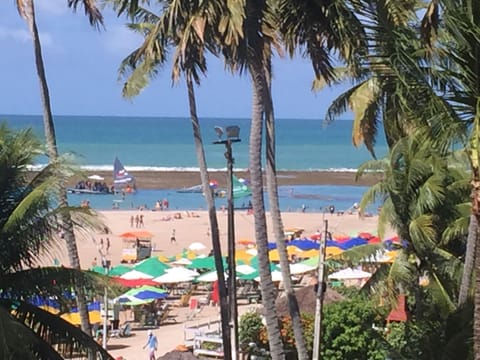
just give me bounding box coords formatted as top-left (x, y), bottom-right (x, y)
top-left (41, 208), bottom-right (388, 359)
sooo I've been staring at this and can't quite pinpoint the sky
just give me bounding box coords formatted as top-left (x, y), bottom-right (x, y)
top-left (0, 0), bottom-right (352, 120)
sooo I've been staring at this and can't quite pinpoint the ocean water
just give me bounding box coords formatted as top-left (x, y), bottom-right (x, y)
top-left (2, 114), bottom-right (387, 171)
top-left (3, 114), bottom-right (387, 212)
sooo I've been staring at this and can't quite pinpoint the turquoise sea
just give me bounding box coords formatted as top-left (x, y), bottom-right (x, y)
top-left (3, 114), bottom-right (387, 211)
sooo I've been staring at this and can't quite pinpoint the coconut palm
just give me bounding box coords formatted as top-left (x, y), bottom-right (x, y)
top-left (15, 0), bottom-right (104, 334)
top-left (108, 1), bottom-right (243, 355)
top-left (0, 124), bottom-right (112, 359)
top-left (356, 130), bottom-right (469, 317)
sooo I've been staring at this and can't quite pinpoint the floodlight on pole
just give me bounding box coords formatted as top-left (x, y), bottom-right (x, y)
top-left (213, 125), bottom-right (241, 360)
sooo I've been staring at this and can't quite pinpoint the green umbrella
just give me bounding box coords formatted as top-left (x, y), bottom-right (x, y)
top-left (188, 256), bottom-right (226, 270)
top-left (238, 263), bottom-right (280, 280)
top-left (134, 257), bottom-right (170, 277)
top-left (89, 265), bottom-right (105, 274)
top-left (300, 256), bottom-right (319, 268)
top-left (108, 264), bottom-right (132, 276)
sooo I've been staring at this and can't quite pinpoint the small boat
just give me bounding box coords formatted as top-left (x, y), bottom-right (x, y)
top-left (113, 157), bottom-right (136, 193)
top-left (67, 174), bottom-right (112, 195)
top-left (177, 184), bottom-right (203, 193)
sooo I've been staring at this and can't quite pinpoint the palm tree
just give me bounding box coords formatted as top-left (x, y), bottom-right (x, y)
top-left (16, 0), bottom-right (104, 334)
top-left (0, 124), bottom-right (113, 359)
top-left (356, 130), bottom-right (469, 316)
top-left (109, 1), bottom-right (241, 355)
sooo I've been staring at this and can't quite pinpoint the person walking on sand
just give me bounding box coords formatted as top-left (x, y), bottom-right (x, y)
top-left (106, 238), bottom-right (110, 254)
top-left (130, 215), bottom-right (134, 228)
top-left (170, 229), bottom-right (176, 244)
top-left (143, 329), bottom-right (158, 360)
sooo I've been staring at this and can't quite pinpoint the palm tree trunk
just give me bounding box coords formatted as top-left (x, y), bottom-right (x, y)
top-left (264, 79), bottom-right (308, 358)
top-left (459, 214), bottom-right (477, 306)
top-left (23, 0), bottom-right (90, 334)
top-left (186, 75), bottom-right (232, 358)
top-left (249, 60), bottom-right (285, 360)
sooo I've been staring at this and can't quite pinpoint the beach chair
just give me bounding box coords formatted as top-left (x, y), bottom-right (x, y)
top-left (157, 306), bottom-right (178, 325)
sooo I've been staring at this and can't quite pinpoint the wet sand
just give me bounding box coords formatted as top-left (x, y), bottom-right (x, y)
top-left (67, 170), bottom-right (380, 189)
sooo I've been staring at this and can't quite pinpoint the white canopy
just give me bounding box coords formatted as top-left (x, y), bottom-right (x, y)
top-left (328, 268), bottom-right (372, 280)
top-left (87, 174), bottom-right (105, 181)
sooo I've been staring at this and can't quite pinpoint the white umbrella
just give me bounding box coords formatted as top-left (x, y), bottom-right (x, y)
top-left (170, 258), bottom-right (192, 266)
top-left (328, 267), bottom-right (372, 280)
top-left (289, 263), bottom-right (316, 275)
top-left (196, 271), bottom-right (228, 282)
top-left (165, 267), bottom-right (199, 277)
top-left (188, 242), bottom-right (207, 251)
top-left (87, 174), bottom-right (105, 181)
top-left (246, 248), bottom-right (258, 256)
top-left (236, 264), bottom-right (256, 275)
top-left (153, 272), bottom-right (196, 284)
top-left (119, 269), bottom-right (154, 280)
top-left (255, 270), bottom-right (284, 282)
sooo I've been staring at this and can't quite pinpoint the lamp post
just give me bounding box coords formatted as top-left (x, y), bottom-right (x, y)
top-left (214, 125), bottom-right (240, 360)
top-left (101, 256), bottom-right (111, 350)
top-left (313, 219), bottom-right (328, 359)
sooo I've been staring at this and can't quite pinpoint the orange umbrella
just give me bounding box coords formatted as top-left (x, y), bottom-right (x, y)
top-left (237, 238), bottom-right (255, 246)
top-left (119, 230), bottom-right (154, 239)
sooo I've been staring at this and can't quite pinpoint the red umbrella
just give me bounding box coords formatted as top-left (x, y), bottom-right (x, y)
top-left (368, 236), bottom-right (381, 244)
top-left (113, 277), bottom-right (158, 287)
top-left (358, 232), bottom-right (373, 239)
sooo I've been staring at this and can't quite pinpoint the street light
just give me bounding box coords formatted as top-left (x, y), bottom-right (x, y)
top-left (214, 125), bottom-right (241, 360)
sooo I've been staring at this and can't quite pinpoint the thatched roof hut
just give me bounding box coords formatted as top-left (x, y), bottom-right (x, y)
top-left (275, 285), bottom-right (344, 316)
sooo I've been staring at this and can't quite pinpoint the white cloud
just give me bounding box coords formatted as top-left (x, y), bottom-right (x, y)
top-left (0, 27), bottom-right (53, 47)
top-left (101, 25), bottom-right (142, 55)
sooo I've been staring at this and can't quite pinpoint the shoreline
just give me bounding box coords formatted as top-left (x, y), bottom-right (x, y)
top-left (67, 170), bottom-right (381, 190)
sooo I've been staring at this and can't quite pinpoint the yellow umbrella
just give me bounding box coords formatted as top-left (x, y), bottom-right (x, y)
top-left (299, 249), bottom-right (319, 259)
top-left (325, 246), bottom-right (343, 258)
top-left (235, 249), bottom-right (254, 264)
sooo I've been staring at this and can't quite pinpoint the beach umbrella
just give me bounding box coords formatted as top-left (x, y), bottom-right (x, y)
top-left (237, 238), bottom-right (255, 246)
top-left (188, 242), bottom-right (207, 251)
top-left (328, 268), bottom-right (372, 280)
top-left (89, 265), bottom-right (106, 274)
top-left (326, 247), bottom-right (343, 258)
top-left (288, 239), bottom-right (319, 251)
top-left (245, 248), bottom-right (258, 256)
top-left (125, 285), bottom-right (169, 300)
top-left (120, 269), bottom-right (154, 280)
top-left (289, 263), bottom-right (316, 275)
top-left (170, 258), bottom-right (192, 266)
top-left (236, 264), bottom-right (256, 275)
top-left (188, 256), bottom-right (226, 270)
top-left (134, 257), bottom-right (170, 277)
top-left (153, 267), bottom-right (199, 283)
top-left (300, 256), bottom-right (319, 268)
top-left (196, 270), bottom-right (228, 282)
top-left (299, 249), bottom-right (319, 259)
top-left (113, 278), bottom-right (159, 287)
top-left (114, 294), bottom-right (152, 306)
top-left (108, 264), bottom-right (132, 277)
top-left (119, 230), bottom-right (154, 239)
top-left (254, 270), bottom-right (284, 282)
top-left (235, 249), bottom-right (254, 264)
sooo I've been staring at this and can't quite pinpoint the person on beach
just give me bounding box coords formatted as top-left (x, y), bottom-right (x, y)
top-left (130, 215), bottom-right (134, 228)
top-left (135, 214), bottom-right (140, 228)
top-left (106, 238), bottom-right (110, 254)
top-left (170, 229), bottom-right (176, 244)
top-left (139, 214), bottom-right (144, 227)
top-left (143, 329), bottom-right (158, 360)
